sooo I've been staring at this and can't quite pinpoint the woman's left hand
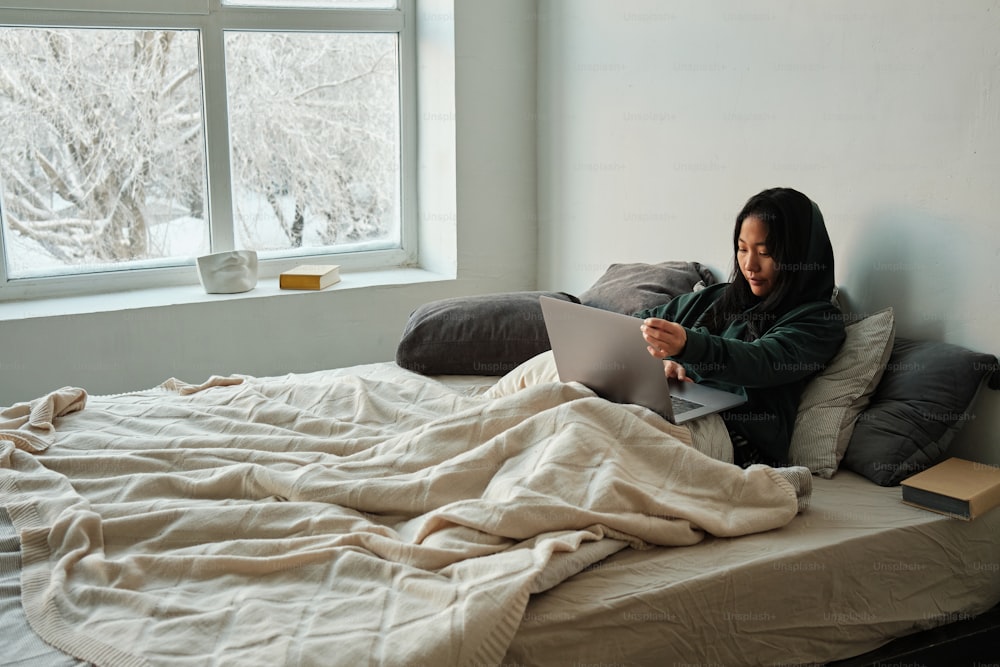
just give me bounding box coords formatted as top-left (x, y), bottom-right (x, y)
top-left (641, 318), bottom-right (688, 359)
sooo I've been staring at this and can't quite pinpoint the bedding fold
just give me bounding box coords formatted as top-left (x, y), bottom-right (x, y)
top-left (0, 368), bottom-right (799, 666)
top-left (0, 386), bottom-right (87, 453)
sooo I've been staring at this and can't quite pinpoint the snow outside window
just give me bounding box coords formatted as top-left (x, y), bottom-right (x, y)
top-left (0, 1), bottom-right (412, 300)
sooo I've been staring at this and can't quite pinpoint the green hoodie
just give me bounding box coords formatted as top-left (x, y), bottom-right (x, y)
top-left (636, 189), bottom-right (846, 466)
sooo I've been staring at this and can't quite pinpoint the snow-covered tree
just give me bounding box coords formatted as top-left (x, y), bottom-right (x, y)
top-left (0, 28), bottom-right (204, 267)
top-left (0, 26), bottom-right (398, 274)
top-left (225, 31), bottom-right (398, 251)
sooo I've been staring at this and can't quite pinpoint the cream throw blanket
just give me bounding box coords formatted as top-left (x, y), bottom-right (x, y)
top-left (0, 366), bottom-right (799, 666)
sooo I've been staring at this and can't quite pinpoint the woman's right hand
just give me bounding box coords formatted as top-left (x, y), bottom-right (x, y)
top-left (663, 360), bottom-right (694, 383)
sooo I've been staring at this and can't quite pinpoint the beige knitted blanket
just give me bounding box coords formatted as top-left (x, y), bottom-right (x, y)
top-left (0, 365), bottom-right (798, 666)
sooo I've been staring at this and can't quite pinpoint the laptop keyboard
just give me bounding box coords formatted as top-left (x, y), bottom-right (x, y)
top-left (671, 395), bottom-right (704, 415)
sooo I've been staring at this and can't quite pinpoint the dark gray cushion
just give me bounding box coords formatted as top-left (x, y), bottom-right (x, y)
top-left (396, 291), bottom-right (579, 376)
top-left (842, 337), bottom-right (999, 486)
top-left (579, 261), bottom-right (716, 315)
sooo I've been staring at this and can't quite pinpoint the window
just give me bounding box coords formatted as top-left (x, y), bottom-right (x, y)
top-left (0, 0), bottom-right (413, 300)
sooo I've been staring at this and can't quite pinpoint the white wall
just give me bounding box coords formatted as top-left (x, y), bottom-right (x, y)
top-left (536, 0), bottom-right (1000, 461)
top-left (4, 0), bottom-right (998, 464)
top-left (0, 0), bottom-right (539, 405)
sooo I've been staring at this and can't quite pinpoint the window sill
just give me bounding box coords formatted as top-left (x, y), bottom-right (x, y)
top-left (0, 267), bottom-right (449, 322)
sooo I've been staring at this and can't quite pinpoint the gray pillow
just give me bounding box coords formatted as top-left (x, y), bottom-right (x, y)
top-left (579, 261), bottom-right (716, 315)
top-left (842, 337), bottom-right (999, 486)
top-left (396, 291), bottom-right (579, 376)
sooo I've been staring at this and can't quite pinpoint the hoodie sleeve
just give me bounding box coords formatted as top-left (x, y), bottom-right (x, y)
top-left (675, 301), bottom-right (846, 388)
top-left (635, 283), bottom-right (728, 323)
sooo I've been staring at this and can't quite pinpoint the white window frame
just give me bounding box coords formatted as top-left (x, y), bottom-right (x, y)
top-left (0, 0), bottom-right (417, 301)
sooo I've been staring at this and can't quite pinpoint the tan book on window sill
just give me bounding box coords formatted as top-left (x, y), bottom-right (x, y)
top-left (279, 265), bottom-right (341, 291)
top-left (900, 457), bottom-right (1000, 521)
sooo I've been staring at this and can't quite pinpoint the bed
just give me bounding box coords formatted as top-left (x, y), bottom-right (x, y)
top-left (2, 261), bottom-right (999, 666)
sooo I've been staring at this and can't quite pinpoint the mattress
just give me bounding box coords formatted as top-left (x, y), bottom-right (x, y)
top-left (506, 468), bottom-right (1000, 665)
top-left (1, 362), bottom-right (998, 666)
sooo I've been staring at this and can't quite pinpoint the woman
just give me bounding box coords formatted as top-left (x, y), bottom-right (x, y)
top-left (639, 187), bottom-right (845, 467)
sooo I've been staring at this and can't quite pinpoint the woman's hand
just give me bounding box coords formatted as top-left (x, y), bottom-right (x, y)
top-left (641, 318), bottom-right (688, 360)
top-left (662, 359), bottom-right (694, 383)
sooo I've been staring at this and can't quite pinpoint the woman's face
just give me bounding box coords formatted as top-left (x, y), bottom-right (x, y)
top-left (737, 216), bottom-right (776, 298)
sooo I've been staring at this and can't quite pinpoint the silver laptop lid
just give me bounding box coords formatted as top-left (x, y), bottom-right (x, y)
top-left (538, 295), bottom-right (745, 423)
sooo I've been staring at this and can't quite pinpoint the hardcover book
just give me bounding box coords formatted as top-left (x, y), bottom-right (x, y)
top-left (279, 264), bottom-right (341, 291)
top-left (900, 457), bottom-right (1000, 521)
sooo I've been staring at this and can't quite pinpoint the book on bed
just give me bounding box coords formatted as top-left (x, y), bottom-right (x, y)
top-left (901, 457), bottom-right (1000, 520)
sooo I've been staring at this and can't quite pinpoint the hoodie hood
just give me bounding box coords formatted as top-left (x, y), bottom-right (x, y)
top-left (759, 187), bottom-right (836, 305)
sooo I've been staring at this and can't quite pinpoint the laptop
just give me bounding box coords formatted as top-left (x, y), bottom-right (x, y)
top-left (538, 295), bottom-right (746, 424)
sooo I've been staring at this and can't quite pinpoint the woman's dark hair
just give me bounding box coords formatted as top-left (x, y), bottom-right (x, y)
top-left (700, 188), bottom-right (833, 339)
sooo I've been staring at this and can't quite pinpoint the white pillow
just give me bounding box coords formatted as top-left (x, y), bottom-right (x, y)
top-left (789, 307), bottom-right (896, 478)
